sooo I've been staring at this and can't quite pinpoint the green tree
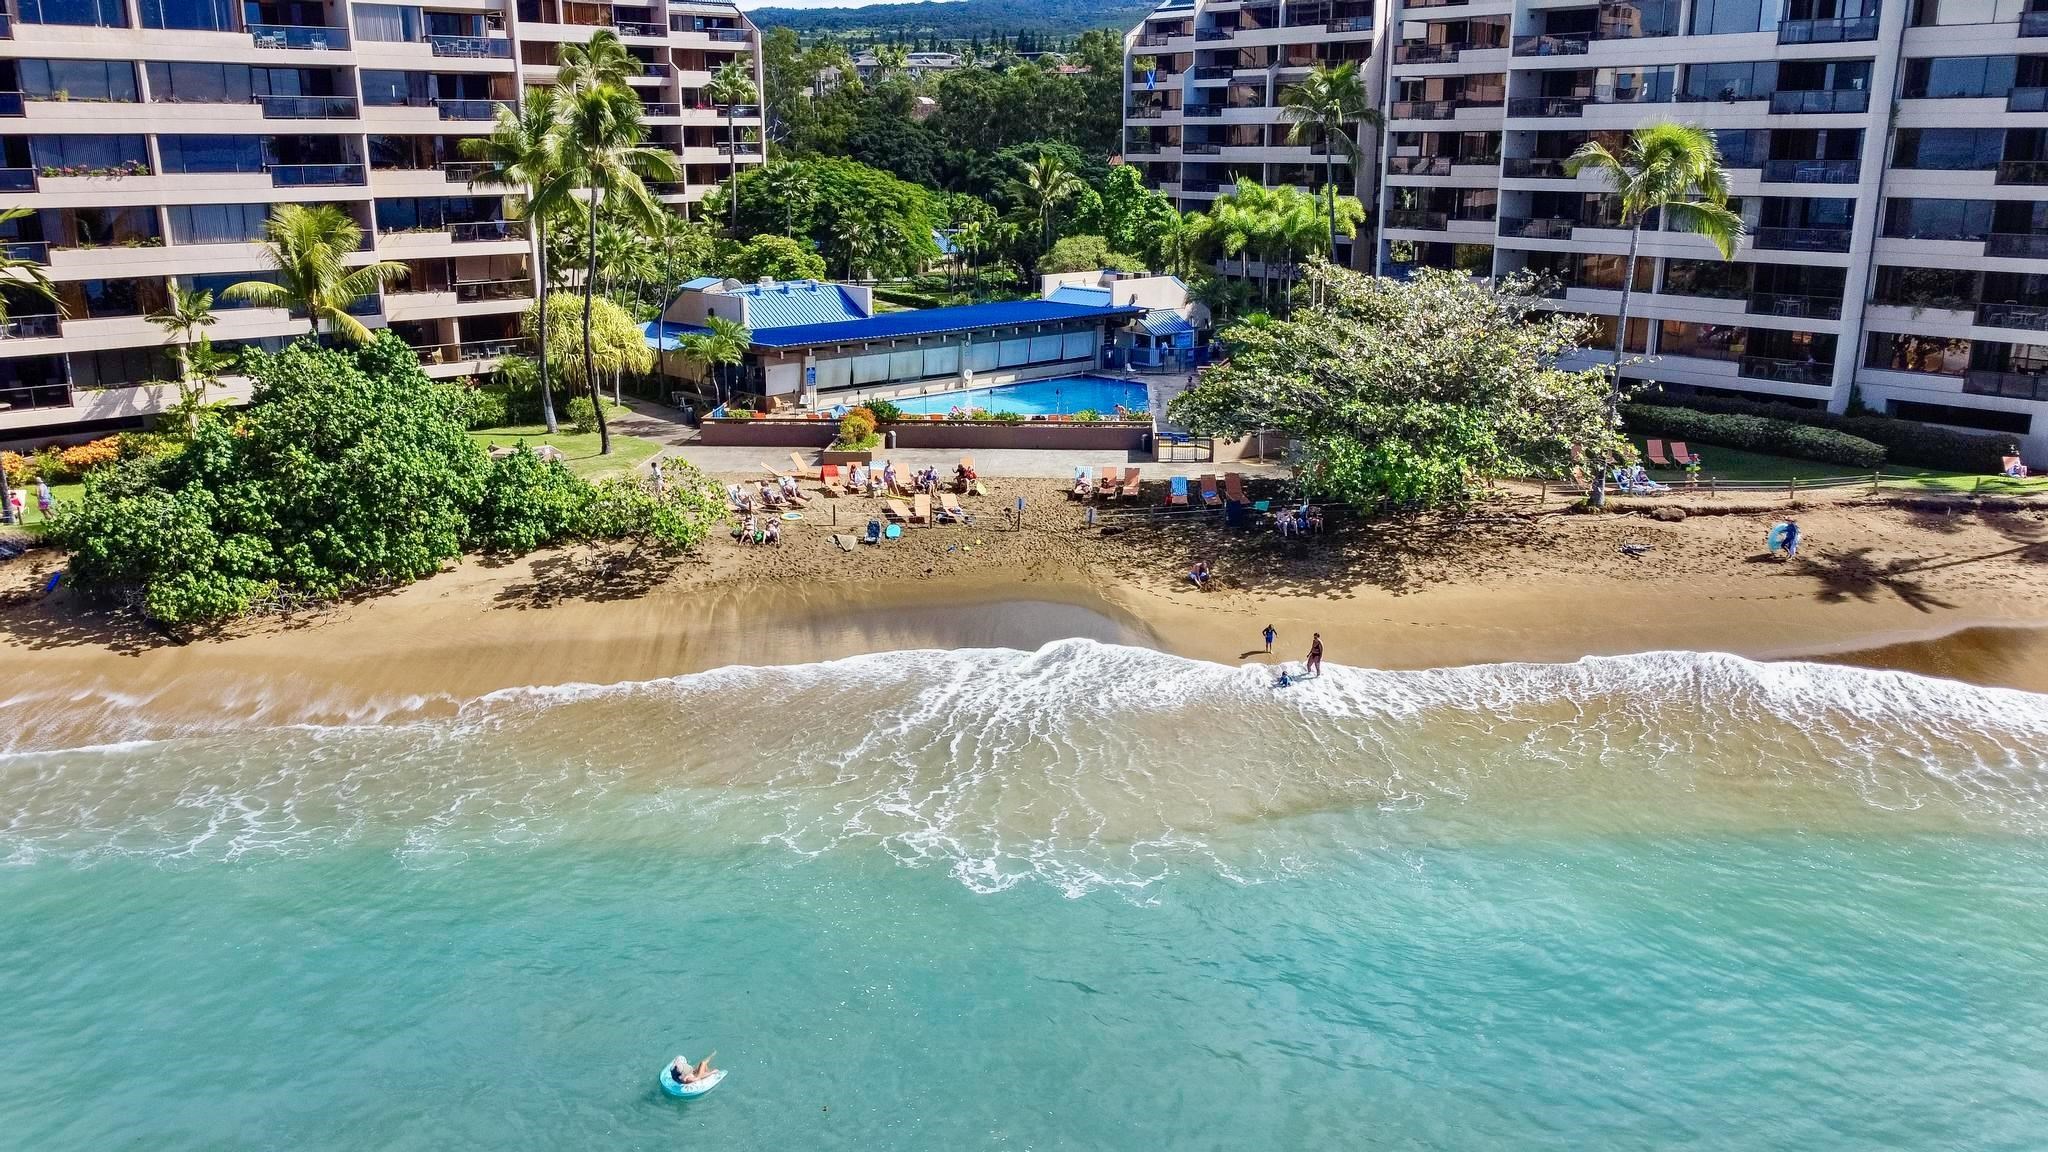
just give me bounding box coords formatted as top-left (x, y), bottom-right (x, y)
top-left (1089, 164), bottom-right (1176, 264)
top-left (557, 27), bottom-right (643, 91)
top-left (723, 233), bottom-right (827, 282)
top-left (1565, 122), bottom-right (1745, 507)
top-left (1007, 149), bottom-right (1086, 259)
top-left (1154, 208), bottom-right (1211, 280)
top-left (708, 59), bottom-right (760, 231)
top-left (223, 205), bottom-right (407, 346)
top-left (677, 314), bottom-right (751, 404)
top-left (146, 285), bottom-right (222, 434)
top-left (0, 206), bottom-right (59, 331)
top-left (1279, 62), bottom-right (1382, 262)
top-left (712, 158), bottom-right (941, 280)
top-left (526, 291), bottom-right (653, 398)
top-left (1171, 264), bottom-right (1626, 510)
top-left (1036, 234), bottom-right (1144, 275)
top-left (461, 87), bottom-right (574, 432)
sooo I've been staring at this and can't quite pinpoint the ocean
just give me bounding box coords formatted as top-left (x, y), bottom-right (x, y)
top-left (5, 641), bottom-right (2046, 1149)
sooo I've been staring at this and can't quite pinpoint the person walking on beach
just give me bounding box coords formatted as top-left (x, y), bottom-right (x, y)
top-left (650, 459), bottom-right (665, 499)
top-left (1781, 518), bottom-right (1801, 561)
top-left (1306, 633), bottom-right (1324, 677)
top-left (1262, 624), bottom-right (1276, 654)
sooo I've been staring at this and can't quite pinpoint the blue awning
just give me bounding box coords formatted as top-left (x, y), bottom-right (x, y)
top-left (643, 319), bottom-right (709, 351)
top-left (1139, 309), bottom-right (1197, 337)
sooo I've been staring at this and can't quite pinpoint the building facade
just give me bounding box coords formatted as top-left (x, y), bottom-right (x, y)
top-left (0, 0), bottom-right (763, 438)
top-left (1127, 0), bottom-right (2048, 464)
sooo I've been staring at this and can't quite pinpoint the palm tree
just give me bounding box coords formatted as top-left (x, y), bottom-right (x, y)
top-left (557, 28), bottom-right (642, 93)
top-left (1154, 208), bottom-right (1211, 280)
top-left (1007, 150), bottom-right (1085, 259)
top-left (707, 60), bottom-right (758, 232)
top-left (462, 88), bottom-right (573, 432)
top-left (679, 314), bottom-right (751, 404)
top-left (559, 83), bottom-right (681, 454)
top-left (1566, 122), bottom-right (1746, 508)
top-left (1279, 62), bottom-right (1382, 263)
top-left (147, 285), bottom-right (221, 433)
top-left (224, 204), bottom-right (407, 346)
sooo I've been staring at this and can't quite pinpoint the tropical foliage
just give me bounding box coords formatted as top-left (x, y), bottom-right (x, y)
top-left (225, 204), bottom-right (408, 345)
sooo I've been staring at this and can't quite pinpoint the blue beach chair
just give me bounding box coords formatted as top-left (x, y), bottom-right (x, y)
top-left (866, 518), bottom-right (882, 545)
top-left (1168, 476), bottom-right (1189, 506)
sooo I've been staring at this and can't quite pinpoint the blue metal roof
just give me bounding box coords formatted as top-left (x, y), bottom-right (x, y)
top-left (643, 319), bottom-right (710, 351)
top-left (734, 280), bottom-right (867, 329)
top-left (932, 230), bottom-right (960, 256)
top-left (1139, 309), bottom-right (1197, 337)
top-left (1045, 285), bottom-right (1114, 307)
top-left (747, 298), bottom-right (1143, 349)
top-left (679, 276), bottom-right (723, 291)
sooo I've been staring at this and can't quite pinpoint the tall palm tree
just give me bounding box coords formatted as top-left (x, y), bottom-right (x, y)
top-left (462, 87), bottom-right (573, 432)
top-left (679, 314), bottom-right (751, 404)
top-left (1007, 151), bottom-right (1086, 260)
top-left (0, 207), bottom-right (59, 332)
top-left (1566, 122), bottom-right (1745, 508)
top-left (557, 28), bottom-right (642, 93)
top-left (707, 60), bottom-right (758, 232)
top-left (1154, 208), bottom-right (1211, 280)
top-left (1279, 62), bottom-right (1382, 263)
top-left (147, 285), bottom-right (221, 432)
top-left (224, 204), bottom-right (407, 346)
top-left (559, 83), bottom-right (681, 454)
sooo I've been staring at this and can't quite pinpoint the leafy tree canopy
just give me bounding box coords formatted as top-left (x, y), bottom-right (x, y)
top-left (1037, 235), bottom-right (1144, 275)
top-left (709, 157), bottom-right (942, 280)
top-left (720, 233), bottom-right (829, 282)
top-left (525, 291), bottom-right (654, 389)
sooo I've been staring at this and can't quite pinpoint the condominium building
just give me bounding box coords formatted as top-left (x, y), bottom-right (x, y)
top-left (1128, 0), bottom-right (2048, 464)
top-left (0, 0), bottom-right (763, 439)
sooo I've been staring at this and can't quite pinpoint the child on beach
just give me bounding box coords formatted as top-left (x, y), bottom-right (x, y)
top-left (1262, 624), bottom-right (1276, 653)
top-left (35, 479), bottom-right (54, 520)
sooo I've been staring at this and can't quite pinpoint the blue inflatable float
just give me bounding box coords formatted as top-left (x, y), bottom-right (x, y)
top-left (659, 1059), bottom-right (726, 1099)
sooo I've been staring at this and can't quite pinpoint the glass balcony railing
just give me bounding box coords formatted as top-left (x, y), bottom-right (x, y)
top-left (0, 168), bottom-right (35, 191)
top-left (1752, 226), bottom-right (1853, 252)
top-left (613, 19), bottom-right (664, 36)
top-left (1985, 232), bottom-right (2048, 258)
top-left (1748, 292), bottom-right (1843, 320)
top-left (454, 278), bottom-right (530, 302)
top-left (439, 99), bottom-right (511, 121)
top-left (1182, 179), bottom-right (1223, 193)
top-left (269, 163), bottom-right (366, 187)
top-left (0, 91), bottom-right (22, 117)
top-left (2018, 10), bottom-right (2048, 35)
top-left (258, 94), bottom-right (359, 119)
top-left (1976, 302), bottom-right (2048, 331)
top-left (1739, 356), bottom-right (1833, 386)
top-left (1387, 209), bottom-right (1448, 230)
top-left (2, 240), bottom-right (49, 263)
top-left (1328, 17), bottom-right (1373, 32)
top-left (1393, 42), bottom-right (1462, 64)
top-left (1191, 65), bottom-right (1232, 80)
top-left (1184, 141), bottom-right (1223, 154)
top-left (1129, 106), bottom-right (1167, 119)
top-left (0, 315), bottom-right (62, 340)
top-left (448, 220), bottom-right (527, 242)
top-left (1760, 159), bottom-right (1860, 183)
top-left (429, 35), bottom-right (512, 58)
top-left (1183, 104), bottom-right (1223, 117)
top-left (2010, 87), bottom-right (2048, 112)
top-left (1996, 160), bottom-right (2048, 185)
top-left (1388, 155), bottom-right (1453, 176)
top-left (714, 142), bottom-right (763, 156)
top-left (1768, 89), bottom-right (1870, 114)
top-left (1391, 99), bottom-right (1458, 119)
top-left (1506, 96), bottom-right (1586, 117)
top-left (1777, 15), bottom-right (1879, 43)
top-left (1964, 369), bottom-right (2048, 399)
top-left (706, 28), bottom-right (748, 42)
top-left (249, 24), bottom-right (350, 50)
top-left (0, 10), bottom-right (12, 38)
top-left (1501, 157), bottom-right (1569, 178)
top-left (1134, 33), bottom-right (1173, 47)
top-left (1196, 28), bottom-right (1234, 41)
top-left (642, 102), bottom-right (681, 117)
top-left (1497, 217), bottom-right (1575, 240)
top-left (1513, 33), bottom-right (1590, 57)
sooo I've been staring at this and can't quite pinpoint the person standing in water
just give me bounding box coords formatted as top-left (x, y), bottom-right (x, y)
top-left (1262, 624), bottom-right (1276, 654)
top-left (1306, 633), bottom-right (1324, 677)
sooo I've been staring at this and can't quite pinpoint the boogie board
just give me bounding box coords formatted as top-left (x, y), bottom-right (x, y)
top-left (1767, 522), bottom-right (1793, 553)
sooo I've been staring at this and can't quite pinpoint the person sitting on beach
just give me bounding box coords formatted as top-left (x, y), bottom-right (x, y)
top-left (955, 463), bottom-right (977, 492)
top-left (1631, 465), bottom-right (1660, 492)
top-left (765, 519), bottom-right (781, 545)
top-left (1071, 469), bottom-right (1093, 499)
top-left (759, 482), bottom-right (784, 508)
top-left (849, 462), bottom-right (868, 491)
top-left (779, 475), bottom-right (808, 505)
top-left (1189, 560), bottom-right (1211, 590)
top-left (1274, 507), bottom-right (1292, 536)
top-left (671, 1056), bottom-right (715, 1086)
top-left (882, 462), bottom-right (900, 493)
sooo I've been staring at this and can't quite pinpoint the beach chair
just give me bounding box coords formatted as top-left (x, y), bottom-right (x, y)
top-left (1098, 465), bottom-right (1120, 495)
top-left (1070, 466), bottom-right (1093, 499)
top-left (886, 498), bottom-right (914, 524)
top-left (864, 518), bottom-right (882, 545)
top-left (939, 492), bottom-right (965, 522)
top-left (1168, 476), bottom-right (1189, 506)
top-left (789, 451), bottom-right (813, 479)
top-left (759, 460), bottom-right (789, 479)
top-left (1223, 473), bottom-right (1247, 505)
top-left (2002, 455), bottom-right (2030, 478)
top-left (1669, 441), bottom-right (1695, 467)
top-left (1120, 467), bottom-right (1141, 498)
top-left (912, 493), bottom-right (932, 525)
top-left (1198, 474), bottom-right (1221, 507)
top-left (820, 464), bottom-right (844, 497)
top-left (1644, 440), bottom-right (1672, 468)
top-left (960, 456), bottom-right (975, 476)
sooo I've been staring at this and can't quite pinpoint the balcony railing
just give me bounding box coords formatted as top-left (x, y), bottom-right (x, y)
top-left (443, 161), bottom-right (493, 183)
top-left (1497, 216), bottom-right (1575, 240)
top-left (1183, 179), bottom-right (1223, 193)
top-left (1752, 226), bottom-right (1853, 252)
top-left (269, 163), bottom-right (366, 187)
top-left (1976, 302), bottom-right (2048, 331)
top-left (249, 24), bottom-right (350, 50)
top-left (2010, 87), bottom-right (2048, 112)
top-left (0, 168), bottom-right (34, 191)
top-left (1777, 15), bottom-right (1879, 43)
top-left (1760, 159), bottom-right (1859, 183)
top-left (1134, 33), bottom-right (1173, 47)
top-left (0, 91), bottom-right (22, 117)
top-left (1130, 106), bottom-right (1167, 119)
top-left (1124, 140), bottom-right (1161, 154)
top-left (2, 240), bottom-right (49, 263)
top-left (1769, 89), bottom-right (1870, 114)
top-left (1387, 155), bottom-right (1452, 176)
top-left (0, 10), bottom-right (11, 38)
top-left (1506, 96), bottom-right (1586, 118)
top-left (2023, 10), bottom-right (2048, 35)
top-left (439, 99), bottom-right (511, 121)
top-left (1986, 232), bottom-right (2048, 258)
top-left (706, 28), bottom-right (748, 43)
top-left (1964, 369), bottom-right (2048, 400)
top-left (1501, 157), bottom-right (1569, 178)
top-left (430, 35), bottom-right (512, 58)
top-left (1739, 355), bottom-right (1833, 386)
top-left (1513, 33), bottom-right (1590, 57)
top-left (455, 278), bottom-right (530, 302)
top-left (1184, 104), bottom-right (1224, 117)
top-left (1748, 292), bottom-right (1843, 320)
top-left (1996, 160), bottom-right (2048, 185)
top-left (0, 314), bottom-right (61, 340)
top-left (1387, 209), bottom-right (1448, 231)
top-left (1192, 65), bottom-right (1232, 80)
top-left (1328, 16), bottom-right (1373, 32)
top-left (449, 220), bottom-right (527, 242)
top-left (1393, 42), bottom-right (1461, 64)
top-left (1183, 142), bottom-right (1223, 155)
top-left (1197, 28), bottom-right (1235, 41)
top-left (461, 337), bottom-right (530, 360)
top-left (633, 63), bottom-right (674, 80)
top-left (714, 142), bottom-right (762, 156)
top-left (258, 94), bottom-right (359, 119)
top-left (613, 19), bottom-right (664, 36)
top-left (1391, 99), bottom-right (1458, 119)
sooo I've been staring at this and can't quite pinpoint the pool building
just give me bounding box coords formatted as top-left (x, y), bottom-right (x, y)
top-left (645, 271), bottom-right (1209, 411)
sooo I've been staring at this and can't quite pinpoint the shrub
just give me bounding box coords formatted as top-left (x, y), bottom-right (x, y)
top-left (567, 395), bottom-right (598, 435)
top-left (1072, 409), bottom-right (1101, 422)
top-left (462, 385), bottom-right (514, 431)
top-left (833, 406), bottom-right (880, 450)
top-left (1622, 404), bottom-right (1886, 470)
top-left (116, 431), bottom-right (179, 462)
top-left (990, 410), bottom-right (1025, 424)
top-left (470, 447), bottom-right (590, 553)
top-left (55, 437), bottom-right (123, 479)
top-left (1632, 392), bottom-right (2012, 473)
top-left (1, 450), bottom-right (33, 485)
top-left (863, 398), bottom-right (902, 424)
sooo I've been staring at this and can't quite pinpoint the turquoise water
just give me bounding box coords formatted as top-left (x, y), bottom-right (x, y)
top-left (5, 644), bottom-right (2048, 1149)
top-left (890, 375), bottom-right (1147, 417)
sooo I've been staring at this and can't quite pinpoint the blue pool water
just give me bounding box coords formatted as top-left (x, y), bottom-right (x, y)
top-left (889, 374), bottom-right (1147, 418)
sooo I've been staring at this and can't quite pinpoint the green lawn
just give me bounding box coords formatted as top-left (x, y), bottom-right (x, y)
top-left (467, 422), bottom-right (661, 482)
top-left (9, 479), bottom-right (81, 534)
top-left (1633, 438), bottom-right (2048, 494)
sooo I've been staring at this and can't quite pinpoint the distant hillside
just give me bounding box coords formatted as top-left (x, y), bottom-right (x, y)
top-left (751, 0), bottom-right (1155, 40)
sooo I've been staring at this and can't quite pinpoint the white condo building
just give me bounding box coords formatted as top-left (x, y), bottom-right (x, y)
top-left (0, 0), bottom-right (763, 438)
top-left (1126, 0), bottom-right (2048, 464)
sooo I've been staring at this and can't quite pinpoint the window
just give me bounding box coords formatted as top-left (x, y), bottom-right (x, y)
top-left (1658, 321), bottom-right (1746, 361)
top-left (1689, 0), bottom-right (1777, 36)
top-left (17, 59), bottom-right (139, 102)
top-left (361, 69), bottom-right (430, 106)
top-left (1873, 266), bottom-right (1979, 309)
top-left (56, 277), bottom-right (167, 319)
top-left (168, 203), bottom-right (273, 244)
top-left (1865, 331), bottom-right (1972, 374)
top-left (353, 3), bottom-right (421, 42)
top-left (1889, 400), bottom-right (2030, 435)
top-left (145, 62), bottom-right (254, 103)
top-left (1595, 65), bottom-right (1676, 103)
top-left (1883, 198), bottom-right (1995, 240)
top-left (139, 0), bottom-right (237, 29)
top-left (1901, 56), bottom-right (2018, 98)
top-left (1892, 128), bottom-right (2006, 169)
top-left (17, 0), bottom-right (129, 28)
top-left (1663, 258), bottom-right (1751, 299)
top-left (50, 206), bottom-right (159, 247)
top-left (69, 346), bottom-right (175, 389)
top-left (157, 135), bottom-right (265, 174)
top-left (32, 135), bottom-right (149, 174)
top-left (1910, 0), bottom-right (2031, 26)
top-left (1683, 61), bottom-right (1775, 102)
top-left (184, 270), bottom-right (276, 308)
top-left (1709, 129), bottom-right (1767, 168)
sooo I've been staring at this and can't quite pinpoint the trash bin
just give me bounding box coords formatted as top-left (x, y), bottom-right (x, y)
top-left (681, 403), bottom-right (697, 427)
top-left (885, 429), bottom-right (897, 449)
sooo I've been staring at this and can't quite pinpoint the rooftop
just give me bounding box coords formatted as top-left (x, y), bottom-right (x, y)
top-left (745, 298), bottom-right (1144, 349)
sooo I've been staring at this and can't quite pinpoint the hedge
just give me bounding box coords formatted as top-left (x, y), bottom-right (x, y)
top-left (1632, 393), bottom-right (2013, 473)
top-left (1622, 404), bottom-right (1886, 470)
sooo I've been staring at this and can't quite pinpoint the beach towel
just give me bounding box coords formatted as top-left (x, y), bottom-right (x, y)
top-left (1168, 476), bottom-right (1189, 506)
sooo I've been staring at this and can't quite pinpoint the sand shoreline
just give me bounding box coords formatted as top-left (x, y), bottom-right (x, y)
top-left (5, 482), bottom-right (2048, 748)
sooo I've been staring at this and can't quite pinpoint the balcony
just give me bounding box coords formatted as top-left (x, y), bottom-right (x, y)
top-left (1749, 292), bottom-right (1843, 320)
top-left (2020, 11), bottom-right (2048, 35)
top-left (1964, 369), bottom-right (2048, 400)
top-left (1134, 33), bottom-right (1173, 47)
top-left (1393, 42), bottom-right (1462, 64)
top-left (1501, 157), bottom-right (1569, 178)
top-left (1183, 179), bottom-right (1223, 193)
top-left (1328, 16), bottom-right (1373, 32)
top-left (439, 99), bottom-right (511, 121)
top-left (633, 64), bottom-right (674, 81)
top-left (706, 28), bottom-right (748, 43)
top-left (1183, 142), bottom-right (1222, 154)
top-left (443, 161), bottom-right (493, 183)
top-left (613, 19), bottom-right (664, 36)
top-left (1752, 226), bottom-right (1853, 252)
top-left (1130, 106), bottom-right (1168, 119)
top-left (461, 336), bottom-right (530, 360)
top-left (642, 102), bottom-right (680, 117)
top-left (1124, 140), bottom-right (1161, 154)
top-left (1391, 99), bottom-right (1458, 119)
top-left (1387, 155), bottom-right (1453, 176)
top-left (1776, 15), bottom-right (1878, 43)
top-left (1498, 216), bottom-right (1575, 240)
top-left (1768, 89), bottom-right (1869, 115)
top-left (1506, 96), bottom-right (1586, 118)
top-left (250, 24), bottom-right (350, 50)
top-left (1976, 302), bottom-right (2048, 331)
top-left (449, 220), bottom-right (527, 243)
top-left (1739, 356), bottom-right (1832, 386)
top-left (0, 168), bottom-right (33, 191)
top-left (0, 91), bottom-right (22, 117)
top-left (1197, 28), bottom-right (1235, 41)
top-left (1760, 159), bottom-right (1859, 183)
top-left (714, 142), bottom-right (762, 156)
top-left (2010, 88), bottom-right (2048, 112)
top-left (1996, 160), bottom-right (2048, 186)
top-left (0, 315), bottom-right (61, 340)
top-left (269, 163), bottom-right (366, 187)
top-left (0, 10), bottom-right (11, 37)
top-left (454, 278), bottom-right (530, 302)
top-left (2, 240), bottom-right (49, 263)
top-left (1513, 33), bottom-right (1589, 57)
top-left (430, 35), bottom-right (513, 58)
top-left (258, 94), bottom-right (359, 119)
top-left (1192, 65), bottom-right (1233, 80)
top-left (1986, 233), bottom-right (2048, 258)
top-left (1387, 209), bottom-right (1448, 230)
top-left (1183, 105), bottom-right (1224, 117)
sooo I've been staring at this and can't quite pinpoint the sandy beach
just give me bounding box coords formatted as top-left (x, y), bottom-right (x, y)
top-left (5, 473), bottom-right (2048, 747)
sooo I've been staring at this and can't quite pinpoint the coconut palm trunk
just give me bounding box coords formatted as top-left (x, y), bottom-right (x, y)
top-left (585, 176), bottom-right (610, 455)
top-left (727, 104), bottom-right (740, 231)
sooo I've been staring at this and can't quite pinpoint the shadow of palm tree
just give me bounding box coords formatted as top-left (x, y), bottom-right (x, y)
top-left (491, 545), bottom-right (676, 610)
top-left (1800, 547), bottom-right (1957, 613)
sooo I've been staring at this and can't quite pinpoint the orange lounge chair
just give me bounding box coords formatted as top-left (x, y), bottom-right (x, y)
top-left (1644, 440), bottom-right (1672, 468)
top-left (1120, 467), bottom-right (1141, 498)
top-left (820, 464), bottom-right (844, 497)
top-left (1198, 474), bottom-right (1221, 507)
top-left (789, 451), bottom-right (812, 479)
top-left (938, 492), bottom-right (964, 521)
top-left (1098, 465), bottom-right (1120, 495)
top-left (1223, 472), bottom-right (1247, 504)
top-left (886, 499), bottom-right (914, 524)
top-left (912, 493), bottom-right (932, 525)
top-left (1669, 441), bottom-right (1695, 467)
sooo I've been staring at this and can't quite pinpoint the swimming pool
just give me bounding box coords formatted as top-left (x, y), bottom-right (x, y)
top-left (887, 375), bottom-right (1148, 418)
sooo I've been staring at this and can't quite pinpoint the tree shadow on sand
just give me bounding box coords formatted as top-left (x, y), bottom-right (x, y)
top-left (490, 546), bottom-right (679, 611)
top-left (1799, 548), bottom-right (1959, 613)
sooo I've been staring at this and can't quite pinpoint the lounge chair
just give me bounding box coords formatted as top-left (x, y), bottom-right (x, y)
top-left (2002, 455), bottom-right (2030, 478)
top-left (1669, 441), bottom-right (1695, 467)
top-left (820, 464), bottom-right (844, 497)
top-left (886, 498), bottom-right (914, 524)
top-left (912, 493), bottom-right (932, 525)
top-left (1098, 465), bottom-right (1120, 495)
top-left (1168, 476), bottom-right (1189, 506)
top-left (759, 485), bottom-right (787, 509)
top-left (939, 492), bottom-right (964, 522)
top-left (1198, 474), bottom-right (1221, 507)
top-left (960, 456), bottom-right (975, 476)
top-left (1644, 440), bottom-right (1672, 468)
top-left (1070, 466), bottom-right (1093, 499)
top-left (789, 451), bottom-right (812, 479)
top-left (865, 518), bottom-right (882, 545)
top-left (1223, 473), bottom-right (1247, 505)
top-left (759, 460), bottom-right (789, 479)
top-left (1120, 467), bottom-right (1141, 498)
